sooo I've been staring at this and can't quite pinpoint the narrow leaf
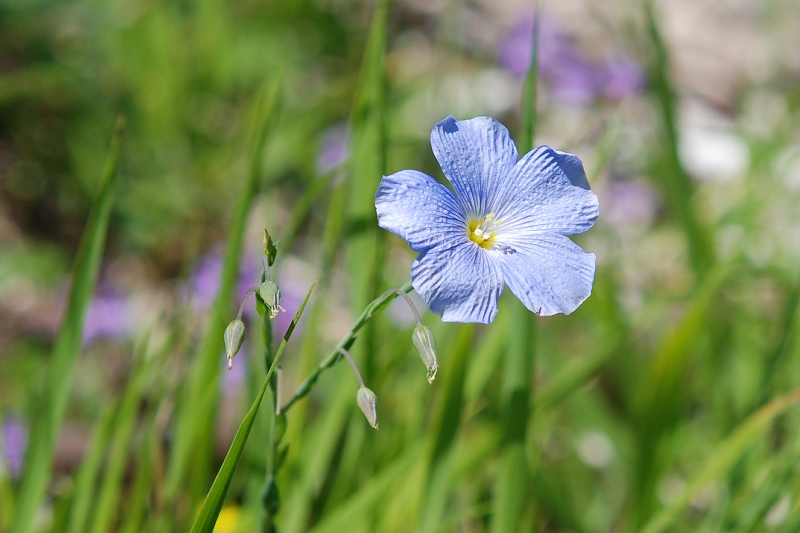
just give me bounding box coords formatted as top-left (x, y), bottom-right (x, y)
top-left (11, 116), bottom-right (125, 533)
top-left (189, 281), bottom-right (316, 533)
top-left (639, 386), bottom-right (800, 533)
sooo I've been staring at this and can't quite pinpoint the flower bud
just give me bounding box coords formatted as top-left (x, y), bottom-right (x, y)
top-left (259, 280), bottom-right (284, 319)
top-left (412, 325), bottom-right (438, 383)
top-left (263, 229), bottom-right (278, 267)
top-left (356, 387), bottom-right (378, 429)
top-left (224, 319), bottom-right (245, 370)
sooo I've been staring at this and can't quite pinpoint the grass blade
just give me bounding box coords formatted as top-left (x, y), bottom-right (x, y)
top-left (88, 340), bottom-right (152, 533)
top-left (632, 266), bottom-right (731, 524)
top-left (11, 116), bottom-right (125, 533)
top-left (644, 0), bottom-right (712, 274)
top-left (345, 0), bottom-right (390, 384)
top-left (638, 386), bottom-right (800, 533)
top-left (307, 444), bottom-right (423, 533)
top-left (189, 281), bottom-right (316, 533)
top-left (491, 8), bottom-right (539, 533)
top-left (64, 403), bottom-right (117, 533)
top-left (417, 324), bottom-right (474, 533)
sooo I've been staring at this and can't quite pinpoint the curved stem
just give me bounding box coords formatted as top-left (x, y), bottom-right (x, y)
top-left (337, 347), bottom-right (365, 388)
top-left (237, 287), bottom-right (258, 320)
top-left (280, 280), bottom-right (413, 413)
top-left (382, 288), bottom-right (421, 326)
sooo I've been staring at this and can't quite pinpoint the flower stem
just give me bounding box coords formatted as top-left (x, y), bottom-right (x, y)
top-left (236, 287), bottom-right (258, 320)
top-left (280, 280), bottom-right (413, 413)
top-left (383, 288), bottom-right (422, 326)
top-left (337, 347), bottom-right (366, 388)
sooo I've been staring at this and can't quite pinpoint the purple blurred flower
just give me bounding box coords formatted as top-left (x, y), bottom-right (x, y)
top-left (499, 13), bottom-right (563, 77)
top-left (222, 352), bottom-right (247, 391)
top-left (550, 56), bottom-right (597, 106)
top-left (316, 124), bottom-right (350, 175)
top-left (187, 249), bottom-right (311, 339)
top-left (604, 180), bottom-right (660, 227)
top-left (83, 290), bottom-right (134, 345)
top-left (598, 58), bottom-right (645, 100)
top-left (499, 13), bottom-right (644, 104)
top-left (187, 249), bottom-right (260, 315)
top-left (189, 251), bottom-right (224, 311)
top-left (2, 416), bottom-right (27, 479)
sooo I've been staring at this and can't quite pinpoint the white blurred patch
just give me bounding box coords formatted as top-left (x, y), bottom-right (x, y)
top-left (765, 494), bottom-right (791, 527)
top-left (474, 68), bottom-right (519, 115)
top-left (679, 128), bottom-right (750, 182)
top-left (745, 232), bottom-right (775, 268)
top-left (716, 224), bottom-right (745, 261)
top-left (575, 431), bottom-right (615, 469)
top-left (741, 90), bottom-right (788, 139)
top-left (774, 146), bottom-right (800, 193)
top-left (435, 70), bottom-right (520, 121)
top-left (690, 481), bottom-right (720, 511)
top-left (658, 473), bottom-right (686, 506)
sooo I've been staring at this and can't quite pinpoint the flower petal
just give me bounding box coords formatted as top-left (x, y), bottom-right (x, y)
top-left (430, 116), bottom-right (519, 217)
top-left (494, 232), bottom-right (595, 316)
top-left (376, 170), bottom-right (466, 253)
top-left (412, 242), bottom-right (504, 324)
top-left (492, 146), bottom-right (599, 236)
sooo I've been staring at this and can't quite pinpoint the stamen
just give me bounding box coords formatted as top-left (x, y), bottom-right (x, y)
top-left (468, 213), bottom-right (501, 249)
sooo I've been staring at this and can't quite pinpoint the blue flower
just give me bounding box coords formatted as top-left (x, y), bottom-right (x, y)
top-left (375, 115), bottom-right (598, 324)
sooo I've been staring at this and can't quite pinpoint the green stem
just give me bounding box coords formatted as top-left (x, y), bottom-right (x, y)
top-left (280, 280), bottom-right (413, 413)
top-left (189, 281), bottom-right (316, 533)
top-left (260, 262), bottom-right (279, 533)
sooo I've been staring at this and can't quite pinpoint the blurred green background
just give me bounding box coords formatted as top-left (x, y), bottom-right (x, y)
top-left (2, 0), bottom-right (800, 531)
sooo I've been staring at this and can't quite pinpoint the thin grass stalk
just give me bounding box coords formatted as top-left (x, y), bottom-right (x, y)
top-left (10, 116), bottom-right (125, 533)
top-left (118, 418), bottom-right (159, 533)
top-left (260, 261), bottom-right (279, 532)
top-left (417, 324), bottom-right (475, 533)
top-left (644, 0), bottom-right (712, 275)
top-left (88, 338), bottom-right (153, 533)
top-left (633, 265), bottom-right (731, 525)
top-left (64, 401), bottom-right (117, 533)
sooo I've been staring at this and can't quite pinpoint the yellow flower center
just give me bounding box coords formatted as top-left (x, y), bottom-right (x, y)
top-left (468, 213), bottom-right (500, 249)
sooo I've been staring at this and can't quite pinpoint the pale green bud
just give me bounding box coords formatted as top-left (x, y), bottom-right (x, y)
top-left (412, 325), bottom-right (438, 383)
top-left (263, 229), bottom-right (278, 267)
top-left (224, 319), bottom-right (245, 370)
top-left (356, 387), bottom-right (378, 429)
top-left (259, 280), bottom-right (284, 319)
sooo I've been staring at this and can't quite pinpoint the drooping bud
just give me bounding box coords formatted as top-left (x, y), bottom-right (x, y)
top-left (356, 387), bottom-right (378, 429)
top-left (224, 319), bottom-right (246, 370)
top-left (258, 280), bottom-right (284, 319)
top-left (412, 325), bottom-right (438, 383)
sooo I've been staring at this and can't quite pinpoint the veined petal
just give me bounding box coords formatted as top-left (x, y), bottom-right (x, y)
top-left (412, 242), bottom-right (504, 324)
top-left (430, 116), bottom-right (519, 217)
top-left (376, 170), bottom-right (466, 253)
top-left (493, 233), bottom-right (595, 316)
top-left (492, 146), bottom-right (599, 236)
